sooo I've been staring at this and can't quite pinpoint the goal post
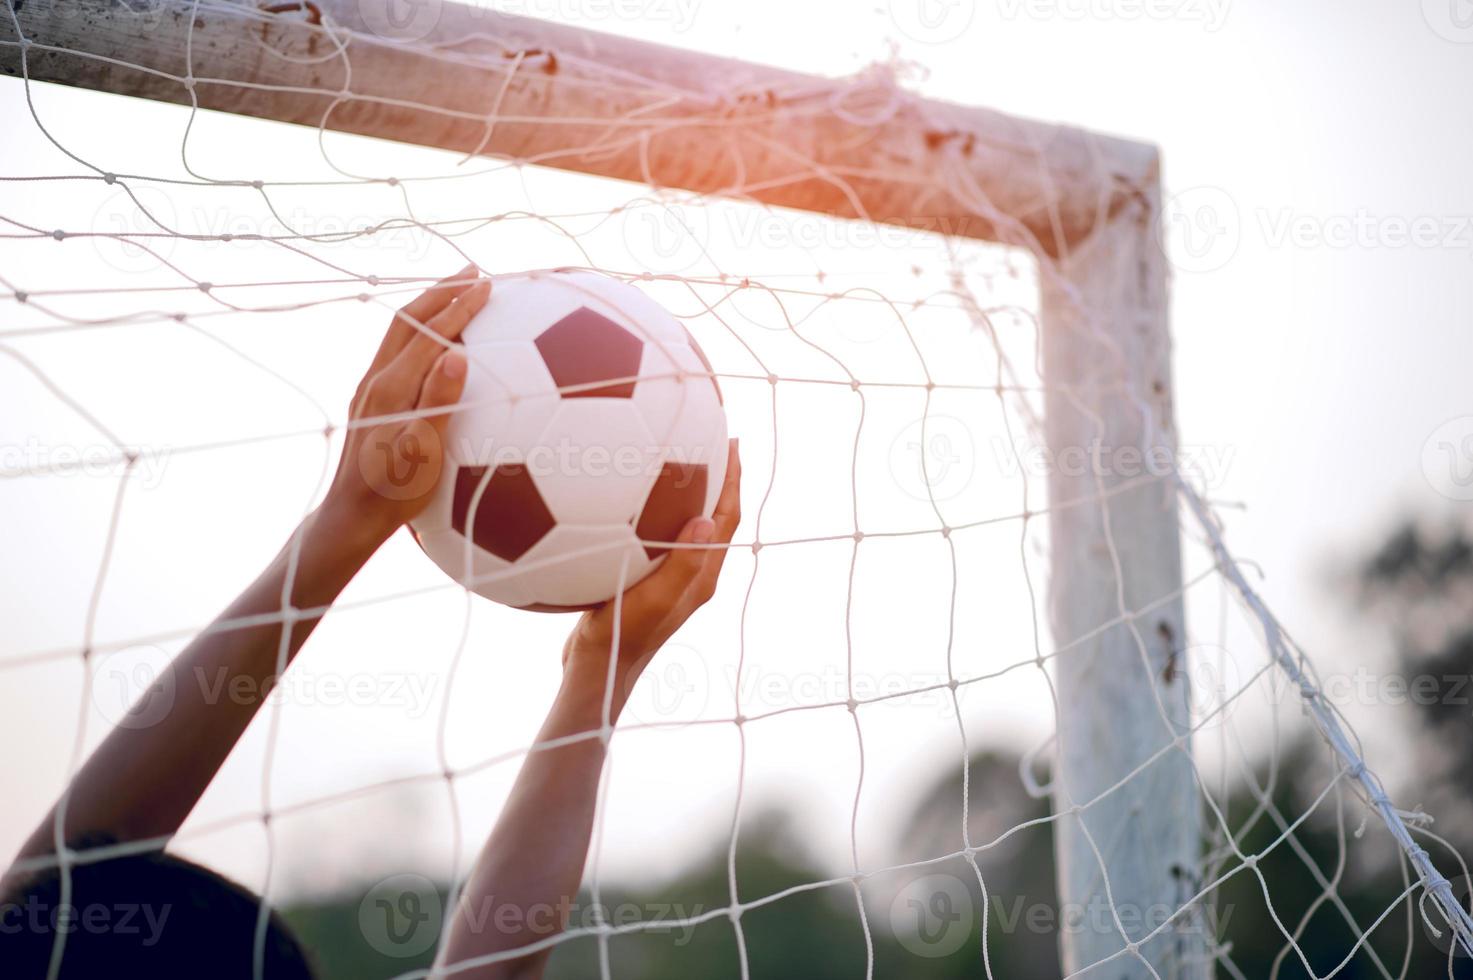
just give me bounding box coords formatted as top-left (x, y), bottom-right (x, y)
top-left (1041, 188), bottom-right (1204, 976)
top-left (2, 1), bottom-right (1200, 973)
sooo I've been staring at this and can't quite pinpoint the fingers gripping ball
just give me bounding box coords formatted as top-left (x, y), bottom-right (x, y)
top-left (409, 271), bottom-right (728, 610)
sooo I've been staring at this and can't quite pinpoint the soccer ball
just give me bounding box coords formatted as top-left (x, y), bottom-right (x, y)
top-left (410, 270), bottom-right (728, 610)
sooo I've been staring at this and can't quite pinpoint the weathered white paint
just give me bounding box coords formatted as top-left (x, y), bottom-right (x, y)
top-left (1041, 184), bottom-right (1206, 978)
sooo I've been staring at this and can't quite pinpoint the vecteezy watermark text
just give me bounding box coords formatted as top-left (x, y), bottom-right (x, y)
top-left (2, 439), bottom-right (169, 488)
top-left (992, 437), bottom-right (1236, 491)
top-left (888, 872), bottom-right (1220, 958)
top-left (357, 873), bottom-right (704, 958)
top-left (0, 896), bottom-right (172, 947)
top-left (92, 647), bottom-right (440, 729)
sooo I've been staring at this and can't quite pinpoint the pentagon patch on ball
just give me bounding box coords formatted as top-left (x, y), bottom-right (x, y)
top-left (410, 270), bottom-right (727, 610)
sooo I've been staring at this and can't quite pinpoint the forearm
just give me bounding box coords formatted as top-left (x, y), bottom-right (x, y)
top-left (440, 665), bottom-right (627, 979)
top-left (438, 443), bottom-right (739, 978)
top-left (6, 267), bottom-right (484, 879)
top-left (12, 502), bottom-right (382, 866)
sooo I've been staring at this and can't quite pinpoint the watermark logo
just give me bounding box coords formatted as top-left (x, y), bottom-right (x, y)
top-left (359, 873), bottom-right (443, 958)
top-left (889, 873), bottom-right (973, 958)
top-left (358, 0), bottom-right (444, 42)
top-left (1162, 642), bottom-right (1242, 733)
top-left (621, 641), bottom-right (710, 728)
top-left (91, 644), bottom-right (177, 731)
top-left (620, 202), bottom-right (711, 276)
top-left (889, 0), bottom-right (976, 44)
top-left (359, 419), bottom-right (443, 501)
top-left (1421, 416), bottom-right (1473, 501)
top-left (889, 414), bottom-right (977, 503)
top-left (1160, 185), bottom-right (1240, 274)
top-left (1421, 0), bottom-right (1473, 42)
top-left (90, 184), bottom-right (180, 276)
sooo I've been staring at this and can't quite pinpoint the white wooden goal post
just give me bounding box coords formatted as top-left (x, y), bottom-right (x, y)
top-left (2, 1), bottom-right (1198, 974)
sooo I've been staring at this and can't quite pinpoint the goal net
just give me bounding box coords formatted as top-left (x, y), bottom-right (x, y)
top-left (3, 2), bottom-right (1471, 978)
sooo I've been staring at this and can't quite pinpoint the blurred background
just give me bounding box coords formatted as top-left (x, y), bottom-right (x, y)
top-left (3, 0), bottom-right (1473, 975)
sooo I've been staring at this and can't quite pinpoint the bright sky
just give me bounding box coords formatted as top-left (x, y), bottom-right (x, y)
top-left (3, 0), bottom-right (1472, 901)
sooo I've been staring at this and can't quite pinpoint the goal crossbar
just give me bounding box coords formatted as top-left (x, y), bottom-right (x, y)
top-left (0, 0), bottom-right (1157, 257)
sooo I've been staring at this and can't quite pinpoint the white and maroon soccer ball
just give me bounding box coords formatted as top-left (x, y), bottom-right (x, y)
top-left (409, 270), bottom-right (727, 610)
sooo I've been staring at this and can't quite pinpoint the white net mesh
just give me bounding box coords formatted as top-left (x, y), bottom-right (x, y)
top-left (3, 2), bottom-right (1472, 979)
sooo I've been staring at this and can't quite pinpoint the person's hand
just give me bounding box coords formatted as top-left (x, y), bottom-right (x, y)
top-left (562, 439), bottom-right (742, 705)
top-left (321, 264), bottom-right (490, 549)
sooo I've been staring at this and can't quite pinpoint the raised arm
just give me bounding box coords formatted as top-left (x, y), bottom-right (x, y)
top-left (7, 265), bottom-right (489, 875)
top-left (437, 440), bottom-right (741, 980)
